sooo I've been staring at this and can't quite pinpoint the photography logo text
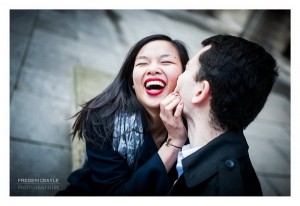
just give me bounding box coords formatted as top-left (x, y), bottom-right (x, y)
top-left (16, 178), bottom-right (61, 190)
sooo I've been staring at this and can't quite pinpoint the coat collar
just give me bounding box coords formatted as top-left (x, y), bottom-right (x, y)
top-left (182, 130), bottom-right (249, 188)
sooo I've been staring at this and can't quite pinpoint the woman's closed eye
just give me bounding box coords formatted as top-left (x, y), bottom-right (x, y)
top-left (135, 62), bottom-right (148, 66)
top-left (161, 61), bottom-right (174, 65)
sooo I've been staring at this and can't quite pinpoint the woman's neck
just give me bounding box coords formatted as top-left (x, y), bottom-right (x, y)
top-left (149, 111), bottom-right (167, 148)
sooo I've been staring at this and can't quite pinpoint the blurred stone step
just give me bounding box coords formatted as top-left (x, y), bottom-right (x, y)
top-left (71, 65), bottom-right (114, 171)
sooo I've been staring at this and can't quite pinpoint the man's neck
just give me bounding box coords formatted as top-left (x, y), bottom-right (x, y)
top-left (186, 115), bottom-right (224, 148)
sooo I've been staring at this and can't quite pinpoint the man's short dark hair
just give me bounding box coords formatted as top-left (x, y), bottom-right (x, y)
top-left (196, 34), bottom-right (279, 131)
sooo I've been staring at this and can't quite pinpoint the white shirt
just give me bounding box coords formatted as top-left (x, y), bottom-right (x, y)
top-left (176, 144), bottom-right (202, 178)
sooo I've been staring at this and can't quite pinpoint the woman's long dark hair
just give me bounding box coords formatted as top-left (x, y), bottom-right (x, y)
top-left (71, 34), bottom-right (189, 144)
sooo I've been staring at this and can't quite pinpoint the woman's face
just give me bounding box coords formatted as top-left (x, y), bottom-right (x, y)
top-left (132, 40), bottom-right (183, 114)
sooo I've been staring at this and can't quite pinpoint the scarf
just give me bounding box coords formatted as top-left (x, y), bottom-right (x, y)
top-left (112, 113), bottom-right (144, 169)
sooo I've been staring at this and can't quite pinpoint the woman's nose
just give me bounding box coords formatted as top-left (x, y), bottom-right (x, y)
top-left (147, 63), bottom-right (162, 75)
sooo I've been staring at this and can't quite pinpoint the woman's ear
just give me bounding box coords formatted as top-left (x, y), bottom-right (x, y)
top-left (192, 80), bottom-right (210, 104)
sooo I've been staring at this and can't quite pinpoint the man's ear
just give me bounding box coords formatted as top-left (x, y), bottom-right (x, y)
top-left (192, 80), bottom-right (210, 104)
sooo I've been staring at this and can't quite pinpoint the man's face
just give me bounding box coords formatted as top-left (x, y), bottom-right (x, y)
top-left (175, 45), bottom-right (211, 115)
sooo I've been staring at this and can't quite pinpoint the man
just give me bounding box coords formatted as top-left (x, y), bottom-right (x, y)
top-left (160, 34), bottom-right (278, 195)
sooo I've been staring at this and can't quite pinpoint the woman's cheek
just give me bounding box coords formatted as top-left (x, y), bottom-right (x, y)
top-left (168, 79), bottom-right (178, 92)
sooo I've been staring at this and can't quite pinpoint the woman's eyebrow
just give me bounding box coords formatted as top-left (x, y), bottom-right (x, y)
top-left (136, 54), bottom-right (176, 60)
top-left (161, 54), bottom-right (176, 59)
top-left (136, 56), bottom-right (149, 60)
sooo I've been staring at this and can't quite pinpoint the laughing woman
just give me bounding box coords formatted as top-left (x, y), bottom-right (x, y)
top-left (57, 34), bottom-right (189, 196)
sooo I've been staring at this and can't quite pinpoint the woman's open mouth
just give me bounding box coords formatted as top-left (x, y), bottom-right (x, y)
top-left (144, 78), bottom-right (166, 96)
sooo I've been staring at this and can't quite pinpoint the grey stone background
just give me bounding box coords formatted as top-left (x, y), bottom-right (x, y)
top-left (9, 10), bottom-right (290, 196)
